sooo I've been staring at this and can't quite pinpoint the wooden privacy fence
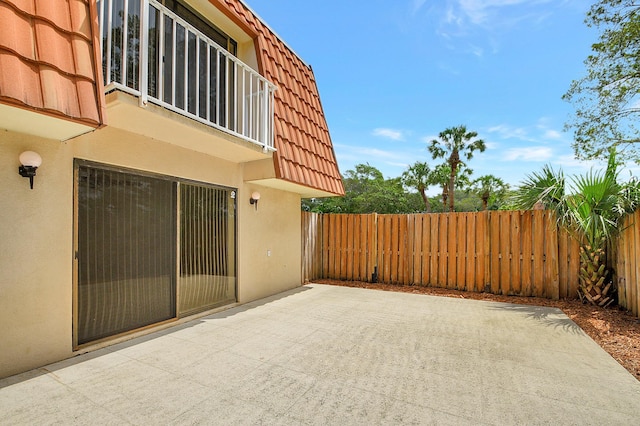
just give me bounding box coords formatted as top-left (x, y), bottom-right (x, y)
top-left (615, 210), bottom-right (640, 316)
top-left (302, 211), bottom-right (581, 300)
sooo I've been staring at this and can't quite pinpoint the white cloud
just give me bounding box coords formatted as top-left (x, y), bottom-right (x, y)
top-left (543, 129), bottom-right (563, 140)
top-left (487, 124), bottom-right (534, 141)
top-left (504, 146), bottom-right (554, 161)
top-left (457, 0), bottom-right (555, 26)
top-left (469, 44), bottom-right (484, 57)
top-left (411, 0), bottom-right (428, 15)
top-left (334, 144), bottom-right (409, 161)
top-left (420, 134), bottom-right (440, 144)
top-left (372, 128), bottom-right (405, 141)
top-left (484, 141), bottom-right (500, 150)
top-left (432, 0), bottom-right (563, 56)
top-left (552, 155), bottom-right (599, 170)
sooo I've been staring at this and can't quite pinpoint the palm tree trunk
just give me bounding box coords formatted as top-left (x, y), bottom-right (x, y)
top-left (419, 188), bottom-right (431, 213)
top-left (481, 194), bottom-right (489, 211)
top-left (578, 245), bottom-right (614, 307)
top-left (448, 168), bottom-right (456, 212)
top-left (441, 185), bottom-right (448, 211)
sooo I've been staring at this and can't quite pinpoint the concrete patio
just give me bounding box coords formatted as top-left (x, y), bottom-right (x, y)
top-left (1, 283), bottom-right (639, 425)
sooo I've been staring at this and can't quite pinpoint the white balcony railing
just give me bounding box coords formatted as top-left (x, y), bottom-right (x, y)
top-left (97, 0), bottom-right (276, 150)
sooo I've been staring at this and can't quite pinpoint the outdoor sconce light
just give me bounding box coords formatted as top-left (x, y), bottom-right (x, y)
top-left (250, 191), bottom-right (261, 210)
top-left (18, 151), bottom-right (42, 190)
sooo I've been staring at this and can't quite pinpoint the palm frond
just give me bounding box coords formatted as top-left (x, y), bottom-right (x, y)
top-left (512, 165), bottom-right (565, 210)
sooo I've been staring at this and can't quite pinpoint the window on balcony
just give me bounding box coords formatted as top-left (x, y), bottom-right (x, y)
top-left (160, 0), bottom-right (237, 56)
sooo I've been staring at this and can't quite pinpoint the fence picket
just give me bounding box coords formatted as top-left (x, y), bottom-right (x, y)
top-left (411, 215), bottom-right (422, 285)
top-left (420, 215), bottom-right (430, 286)
top-left (465, 213), bottom-right (476, 292)
top-left (478, 211), bottom-right (489, 292)
top-left (521, 211), bottom-right (533, 296)
top-left (545, 211), bottom-right (560, 300)
top-left (510, 212), bottom-right (522, 295)
top-left (489, 212), bottom-right (501, 294)
top-left (439, 214), bottom-right (449, 288)
top-left (558, 230), bottom-right (568, 298)
top-left (456, 214), bottom-right (467, 291)
top-left (568, 236), bottom-right (580, 299)
top-left (429, 215), bottom-right (439, 285)
top-left (632, 211), bottom-right (640, 315)
top-left (340, 215), bottom-right (348, 280)
top-left (447, 214), bottom-right (458, 289)
top-left (532, 210), bottom-right (545, 298)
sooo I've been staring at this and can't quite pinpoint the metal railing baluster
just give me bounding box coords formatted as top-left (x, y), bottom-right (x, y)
top-left (98, 0), bottom-right (276, 150)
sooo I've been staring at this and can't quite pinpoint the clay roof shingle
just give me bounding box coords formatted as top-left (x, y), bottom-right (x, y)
top-left (211, 0), bottom-right (344, 196)
top-left (0, 0), bottom-right (105, 130)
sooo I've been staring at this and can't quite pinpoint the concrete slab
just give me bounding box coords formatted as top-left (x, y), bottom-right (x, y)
top-left (1, 283), bottom-right (639, 425)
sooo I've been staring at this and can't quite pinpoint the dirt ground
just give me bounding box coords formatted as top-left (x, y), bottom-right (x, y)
top-left (312, 279), bottom-right (640, 381)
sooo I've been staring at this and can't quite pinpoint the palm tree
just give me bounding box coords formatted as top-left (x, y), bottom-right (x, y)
top-left (430, 163), bottom-right (473, 212)
top-left (429, 125), bottom-right (486, 212)
top-left (471, 175), bottom-right (508, 210)
top-left (513, 149), bottom-right (640, 306)
top-left (402, 162), bottom-right (434, 212)
top-left (432, 164), bottom-right (451, 211)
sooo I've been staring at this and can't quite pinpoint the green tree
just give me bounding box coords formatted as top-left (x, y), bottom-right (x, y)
top-left (302, 164), bottom-right (423, 213)
top-left (451, 189), bottom-right (482, 212)
top-left (401, 162), bottom-right (435, 212)
top-left (429, 125), bottom-right (486, 212)
top-left (512, 149), bottom-right (640, 306)
top-left (564, 0), bottom-right (640, 161)
top-left (432, 163), bottom-right (451, 210)
top-left (470, 175), bottom-right (509, 210)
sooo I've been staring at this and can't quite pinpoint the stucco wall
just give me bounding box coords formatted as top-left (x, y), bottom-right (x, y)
top-left (237, 184), bottom-right (302, 303)
top-left (0, 132), bottom-right (74, 378)
top-left (0, 127), bottom-right (302, 379)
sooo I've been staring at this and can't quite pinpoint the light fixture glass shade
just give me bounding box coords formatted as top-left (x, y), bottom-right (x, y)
top-left (19, 151), bottom-right (42, 168)
top-left (251, 191), bottom-right (261, 201)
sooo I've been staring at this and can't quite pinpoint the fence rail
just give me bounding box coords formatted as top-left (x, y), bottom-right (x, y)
top-left (302, 211), bottom-right (581, 300)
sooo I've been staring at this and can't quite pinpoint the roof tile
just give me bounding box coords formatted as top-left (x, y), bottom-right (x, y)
top-left (0, 2), bottom-right (35, 60)
top-left (34, 22), bottom-right (75, 74)
top-left (0, 50), bottom-right (42, 107)
top-left (0, 0), bottom-right (105, 128)
top-left (71, 35), bottom-right (94, 79)
top-left (76, 78), bottom-right (99, 122)
top-left (68, 0), bottom-right (91, 34)
top-left (35, 1), bottom-right (71, 31)
top-left (40, 65), bottom-right (80, 116)
top-left (3, 0), bottom-right (34, 15)
top-left (213, 0), bottom-right (343, 195)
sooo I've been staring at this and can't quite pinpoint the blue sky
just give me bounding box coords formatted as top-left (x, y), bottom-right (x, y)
top-left (248, 0), bottom-right (611, 191)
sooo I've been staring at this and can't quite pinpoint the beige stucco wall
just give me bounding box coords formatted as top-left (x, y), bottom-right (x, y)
top-left (0, 123), bottom-right (302, 379)
top-left (238, 184), bottom-right (302, 302)
top-left (0, 132), bottom-right (74, 378)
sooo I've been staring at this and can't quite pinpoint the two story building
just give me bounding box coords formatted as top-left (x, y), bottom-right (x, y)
top-left (0, 0), bottom-right (343, 378)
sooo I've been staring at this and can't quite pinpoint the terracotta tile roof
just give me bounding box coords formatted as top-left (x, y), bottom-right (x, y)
top-left (0, 0), bottom-right (106, 130)
top-left (211, 0), bottom-right (344, 196)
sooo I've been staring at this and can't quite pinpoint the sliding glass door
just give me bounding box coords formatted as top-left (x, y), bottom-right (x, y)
top-left (179, 184), bottom-right (236, 315)
top-left (75, 162), bottom-right (236, 346)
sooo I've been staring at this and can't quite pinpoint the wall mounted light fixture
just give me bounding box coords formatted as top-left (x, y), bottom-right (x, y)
top-left (250, 191), bottom-right (261, 210)
top-left (18, 151), bottom-right (42, 190)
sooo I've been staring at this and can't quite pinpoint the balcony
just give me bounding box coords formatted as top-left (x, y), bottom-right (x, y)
top-left (97, 0), bottom-right (277, 151)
